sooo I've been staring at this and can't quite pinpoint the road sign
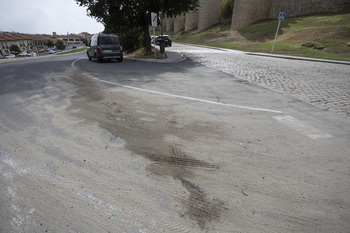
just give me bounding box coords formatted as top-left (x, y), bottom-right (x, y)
top-left (272, 12), bottom-right (286, 53)
top-left (278, 12), bottom-right (286, 21)
top-left (151, 12), bottom-right (157, 27)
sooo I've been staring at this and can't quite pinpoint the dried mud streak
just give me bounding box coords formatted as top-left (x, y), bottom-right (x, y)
top-left (65, 70), bottom-right (224, 229)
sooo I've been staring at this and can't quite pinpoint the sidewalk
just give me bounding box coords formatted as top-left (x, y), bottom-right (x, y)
top-left (245, 52), bottom-right (350, 66)
top-left (125, 50), bottom-right (186, 64)
top-left (0, 49), bottom-right (186, 65)
top-left (174, 42), bottom-right (350, 66)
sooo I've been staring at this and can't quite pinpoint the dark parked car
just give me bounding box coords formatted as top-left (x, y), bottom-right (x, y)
top-left (87, 33), bottom-right (123, 63)
top-left (155, 35), bottom-right (172, 47)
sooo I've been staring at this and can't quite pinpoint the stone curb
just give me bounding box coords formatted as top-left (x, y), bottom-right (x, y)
top-left (175, 42), bottom-right (350, 66)
top-left (245, 52), bottom-right (350, 66)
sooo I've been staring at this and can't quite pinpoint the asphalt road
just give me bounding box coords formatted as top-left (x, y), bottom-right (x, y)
top-left (0, 48), bottom-right (349, 232)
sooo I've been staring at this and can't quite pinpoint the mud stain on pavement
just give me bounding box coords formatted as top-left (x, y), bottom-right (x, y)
top-left (64, 70), bottom-right (225, 229)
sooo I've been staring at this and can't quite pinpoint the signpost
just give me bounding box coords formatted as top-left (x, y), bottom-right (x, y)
top-left (151, 12), bottom-right (158, 28)
top-left (151, 12), bottom-right (157, 58)
top-left (271, 12), bottom-right (285, 53)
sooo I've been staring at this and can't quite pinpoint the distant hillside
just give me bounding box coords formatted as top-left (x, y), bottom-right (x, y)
top-left (170, 13), bottom-right (350, 61)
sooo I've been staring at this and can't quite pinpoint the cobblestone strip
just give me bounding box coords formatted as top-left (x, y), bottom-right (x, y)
top-left (183, 51), bottom-right (350, 116)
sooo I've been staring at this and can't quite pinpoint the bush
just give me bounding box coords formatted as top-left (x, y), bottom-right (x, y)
top-left (55, 40), bottom-right (66, 50)
top-left (220, 0), bottom-right (234, 19)
top-left (47, 40), bottom-right (54, 47)
top-left (10, 44), bottom-right (21, 55)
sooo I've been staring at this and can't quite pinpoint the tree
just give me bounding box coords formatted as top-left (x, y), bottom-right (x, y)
top-left (82, 38), bottom-right (89, 46)
top-left (75, 0), bottom-right (200, 54)
top-left (220, 0), bottom-right (234, 19)
top-left (55, 40), bottom-right (66, 51)
top-left (10, 44), bottom-right (21, 55)
top-left (47, 40), bottom-right (54, 48)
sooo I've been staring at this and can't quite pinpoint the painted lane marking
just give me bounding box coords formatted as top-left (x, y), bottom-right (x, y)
top-left (95, 78), bottom-right (283, 114)
top-left (71, 57), bottom-right (282, 114)
top-left (72, 58), bottom-right (332, 140)
top-left (71, 57), bottom-right (85, 69)
top-left (273, 115), bottom-right (332, 139)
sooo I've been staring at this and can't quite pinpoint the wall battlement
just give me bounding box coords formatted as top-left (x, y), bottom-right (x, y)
top-left (164, 0), bottom-right (350, 33)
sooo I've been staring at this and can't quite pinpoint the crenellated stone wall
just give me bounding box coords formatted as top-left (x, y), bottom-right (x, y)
top-left (174, 15), bottom-right (185, 33)
top-left (198, 0), bottom-right (222, 31)
top-left (165, 0), bottom-right (350, 33)
top-left (165, 18), bottom-right (174, 32)
top-left (185, 12), bottom-right (199, 31)
top-left (231, 0), bottom-right (350, 30)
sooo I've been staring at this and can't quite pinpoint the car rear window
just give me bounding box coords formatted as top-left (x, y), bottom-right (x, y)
top-left (99, 37), bottom-right (119, 45)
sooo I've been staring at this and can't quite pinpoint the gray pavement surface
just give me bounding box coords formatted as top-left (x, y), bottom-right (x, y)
top-left (2, 44), bottom-right (349, 117)
top-left (164, 43), bottom-right (350, 117)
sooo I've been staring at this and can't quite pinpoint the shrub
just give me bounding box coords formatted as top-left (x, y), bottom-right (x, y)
top-left (220, 0), bottom-right (234, 19)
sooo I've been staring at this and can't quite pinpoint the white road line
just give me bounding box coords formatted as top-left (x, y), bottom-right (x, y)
top-left (71, 57), bottom-right (85, 69)
top-left (71, 57), bottom-right (282, 114)
top-left (273, 115), bottom-right (332, 139)
top-left (96, 78), bottom-right (283, 114)
top-left (71, 58), bottom-right (333, 140)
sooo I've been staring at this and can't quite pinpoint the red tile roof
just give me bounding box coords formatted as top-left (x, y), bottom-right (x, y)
top-left (0, 33), bottom-right (51, 42)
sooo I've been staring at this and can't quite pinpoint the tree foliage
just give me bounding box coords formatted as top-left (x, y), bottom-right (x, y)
top-left (47, 40), bottom-right (54, 48)
top-left (10, 44), bottom-right (21, 54)
top-left (55, 40), bottom-right (66, 50)
top-left (75, 0), bottom-right (200, 53)
top-left (220, 0), bottom-right (234, 19)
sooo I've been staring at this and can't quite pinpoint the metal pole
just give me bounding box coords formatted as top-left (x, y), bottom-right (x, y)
top-left (271, 20), bottom-right (281, 53)
top-left (161, 1), bottom-right (164, 36)
top-left (153, 27), bottom-right (156, 58)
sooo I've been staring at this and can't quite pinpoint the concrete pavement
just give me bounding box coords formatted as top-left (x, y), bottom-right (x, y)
top-left (2, 44), bottom-right (349, 117)
top-left (161, 43), bottom-right (350, 117)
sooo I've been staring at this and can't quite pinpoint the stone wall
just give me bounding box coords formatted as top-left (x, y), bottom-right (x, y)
top-left (165, 18), bottom-right (174, 32)
top-left (174, 15), bottom-right (185, 33)
top-left (198, 0), bottom-right (222, 31)
top-left (232, 0), bottom-right (350, 30)
top-left (185, 12), bottom-right (199, 31)
top-left (165, 0), bottom-right (350, 33)
top-left (231, 0), bottom-right (270, 30)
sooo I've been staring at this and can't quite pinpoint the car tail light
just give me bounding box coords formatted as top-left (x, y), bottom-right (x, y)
top-left (97, 43), bottom-right (100, 52)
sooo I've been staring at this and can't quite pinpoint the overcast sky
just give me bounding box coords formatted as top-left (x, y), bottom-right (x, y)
top-left (0, 0), bottom-right (104, 35)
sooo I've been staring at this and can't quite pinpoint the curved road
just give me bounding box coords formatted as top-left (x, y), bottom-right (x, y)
top-left (0, 48), bottom-right (349, 232)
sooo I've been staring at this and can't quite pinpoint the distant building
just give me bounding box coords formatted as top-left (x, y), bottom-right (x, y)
top-left (56, 34), bottom-right (84, 45)
top-left (0, 32), bottom-right (52, 55)
top-left (0, 32), bottom-right (92, 55)
top-left (78, 32), bottom-right (92, 40)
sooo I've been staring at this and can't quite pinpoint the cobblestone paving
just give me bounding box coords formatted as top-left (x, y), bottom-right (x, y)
top-left (170, 44), bottom-right (350, 116)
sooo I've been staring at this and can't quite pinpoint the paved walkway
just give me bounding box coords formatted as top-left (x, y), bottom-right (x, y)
top-left (164, 43), bottom-right (350, 117)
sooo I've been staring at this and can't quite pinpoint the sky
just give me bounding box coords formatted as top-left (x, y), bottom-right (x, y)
top-left (0, 0), bottom-right (105, 35)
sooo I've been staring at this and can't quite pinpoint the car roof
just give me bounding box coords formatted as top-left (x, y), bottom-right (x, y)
top-left (98, 33), bottom-right (118, 37)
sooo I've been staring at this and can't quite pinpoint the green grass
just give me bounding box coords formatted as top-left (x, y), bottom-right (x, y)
top-left (168, 12), bottom-right (350, 61)
top-left (58, 48), bottom-right (86, 55)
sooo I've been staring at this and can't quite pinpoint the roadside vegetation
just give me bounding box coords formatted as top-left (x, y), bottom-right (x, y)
top-left (58, 48), bottom-right (86, 55)
top-left (168, 12), bottom-right (350, 61)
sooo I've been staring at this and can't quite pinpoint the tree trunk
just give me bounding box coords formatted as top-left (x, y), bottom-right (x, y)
top-left (143, 27), bottom-right (152, 55)
top-left (142, 12), bottom-right (152, 55)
